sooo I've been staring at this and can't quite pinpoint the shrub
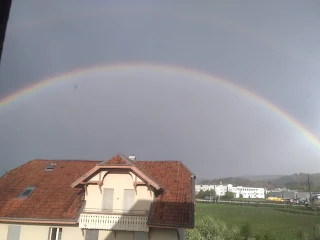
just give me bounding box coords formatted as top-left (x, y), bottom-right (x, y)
top-left (254, 229), bottom-right (276, 240)
top-left (186, 216), bottom-right (242, 240)
top-left (240, 222), bottom-right (252, 239)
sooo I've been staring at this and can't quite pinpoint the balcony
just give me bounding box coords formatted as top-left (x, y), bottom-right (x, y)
top-left (79, 209), bottom-right (149, 232)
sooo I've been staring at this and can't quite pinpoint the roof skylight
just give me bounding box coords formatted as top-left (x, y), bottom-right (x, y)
top-left (18, 186), bottom-right (35, 198)
top-left (45, 163), bottom-right (57, 171)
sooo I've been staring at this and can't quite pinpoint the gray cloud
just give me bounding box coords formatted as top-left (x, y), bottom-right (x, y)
top-left (1, 0), bottom-right (320, 178)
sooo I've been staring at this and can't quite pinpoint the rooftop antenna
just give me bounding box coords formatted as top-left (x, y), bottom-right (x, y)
top-left (128, 153), bottom-right (136, 160)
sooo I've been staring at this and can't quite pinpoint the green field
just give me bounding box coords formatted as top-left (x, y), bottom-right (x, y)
top-left (196, 202), bottom-right (320, 240)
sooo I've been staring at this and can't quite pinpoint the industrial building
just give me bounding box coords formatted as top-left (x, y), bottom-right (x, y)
top-left (196, 184), bottom-right (265, 199)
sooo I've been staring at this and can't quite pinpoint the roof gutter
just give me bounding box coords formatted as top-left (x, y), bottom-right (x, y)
top-left (176, 225), bottom-right (180, 240)
top-left (0, 199), bottom-right (87, 225)
top-left (147, 223), bottom-right (194, 229)
top-left (0, 218), bottom-right (78, 225)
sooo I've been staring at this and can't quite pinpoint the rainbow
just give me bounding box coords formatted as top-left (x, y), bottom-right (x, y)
top-left (1, 62), bottom-right (320, 150)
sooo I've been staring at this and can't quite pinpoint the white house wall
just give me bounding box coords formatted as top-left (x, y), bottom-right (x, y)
top-left (0, 224), bottom-right (82, 240)
top-left (85, 170), bottom-right (154, 211)
top-left (62, 226), bottom-right (84, 240)
top-left (0, 224), bottom-right (184, 240)
top-left (97, 230), bottom-right (133, 240)
top-left (0, 223), bottom-right (7, 240)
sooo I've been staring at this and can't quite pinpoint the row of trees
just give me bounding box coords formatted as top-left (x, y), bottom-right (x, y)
top-left (196, 190), bottom-right (216, 199)
top-left (186, 216), bottom-right (320, 240)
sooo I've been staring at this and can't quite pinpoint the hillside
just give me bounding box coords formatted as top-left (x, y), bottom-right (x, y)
top-left (238, 175), bottom-right (284, 181)
top-left (269, 173), bottom-right (320, 191)
top-left (199, 173), bottom-right (320, 191)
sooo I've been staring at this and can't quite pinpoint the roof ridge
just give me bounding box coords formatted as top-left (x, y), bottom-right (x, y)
top-left (136, 160), bottom-right (195, 175)
top-left (136, 160), bottom-right (181, 162)
top-left (118, 153), bottom-right (134, 166)
top-left (30, 159), bottom-right (103, 162)
top-left (98, 153), bottom-right (133, 166)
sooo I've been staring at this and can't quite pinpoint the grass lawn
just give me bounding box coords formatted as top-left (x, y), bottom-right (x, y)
top-left (196, 202), bottom-right (320, 240)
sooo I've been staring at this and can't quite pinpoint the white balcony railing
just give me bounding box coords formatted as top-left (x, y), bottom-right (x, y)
top-left (79, 211), bottom-right (149, 232)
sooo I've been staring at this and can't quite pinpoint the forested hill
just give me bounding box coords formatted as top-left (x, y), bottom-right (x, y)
top-left (199, 173), bottom-right (320, 191)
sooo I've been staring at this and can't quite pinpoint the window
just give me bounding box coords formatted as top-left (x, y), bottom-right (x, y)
top-left (85, 230), bottom-right (99, 240)
top-left (18, 186), bottom-right (35, 198)
top-left (123, 189), bottom-right (135, 213)
top-left (134, 232), bottom-right (148, 240)
top-left (49, 227), bottom-right (62, 240)
top-left (45, 163), bottom-right (57, 171)
top-left (102, 188), bottom-right (114, 211)
top-left (7, 225), bottom-right (21, 240)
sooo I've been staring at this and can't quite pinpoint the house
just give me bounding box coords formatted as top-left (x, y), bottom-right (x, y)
top-left (0, 154), bottom-right (195, 240)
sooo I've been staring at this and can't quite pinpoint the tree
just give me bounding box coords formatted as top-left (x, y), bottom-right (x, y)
top-left (196, 190), bottom-right (205, 199)
top-left (239, 194), bottom-right (244, 199)
top-left (207, 189), bottom-right (216, 198)
top-left (196, 189), bottom-right (216, 199)
top-left (222, 191), bottom-right (235, 200)
top-left (240, 222), bottom-right (252, 240)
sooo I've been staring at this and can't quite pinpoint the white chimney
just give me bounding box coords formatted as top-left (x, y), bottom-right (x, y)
top-left (128, 154), bottom-right (136, 160)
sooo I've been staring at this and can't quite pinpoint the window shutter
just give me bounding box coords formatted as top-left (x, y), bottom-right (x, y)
top-left (123, 189), bottom-right (135, 212)
top-left (102, 188), bottom-right (114, 211)
top-left (134, 232), bottom-right (148, 240)
top-left (85, 230), bottom-right (99, 240)
top-left (7, 225), bottom-right (21, 240)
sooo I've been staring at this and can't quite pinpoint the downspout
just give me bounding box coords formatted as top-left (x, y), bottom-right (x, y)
top-left (192, 175), bottom-right (196, 214)
top-left (176, 224), bottom-right (180, 240)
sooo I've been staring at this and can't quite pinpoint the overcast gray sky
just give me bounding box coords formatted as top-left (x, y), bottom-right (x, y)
top-left (1, 0), bottom-right (320, 178)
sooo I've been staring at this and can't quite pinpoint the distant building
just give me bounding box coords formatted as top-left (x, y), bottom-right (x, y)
top-left (267, 191), bottom-right (320, 202)
top-left (267, 191), bottom-right (283, 198)
top-left (195, 184), bottom-right (265, 199)
top-left (231, 186), bottom-right (265, 199)
top-left (195, 184), bottom-right (213, 192)
top-left (204, 196), bottom-right (215, 201)
top-left (282, 191), bottom-right (296, 199)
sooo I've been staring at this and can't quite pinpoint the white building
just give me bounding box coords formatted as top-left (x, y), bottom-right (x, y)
top-left (195, 185), bottom-right (214, 192)
top-left (231, 186), bottom-right (265, 199)
top-left (196, 184), bottom-right (265, 199)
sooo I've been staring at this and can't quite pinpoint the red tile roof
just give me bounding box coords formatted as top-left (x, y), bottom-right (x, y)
top-left (0, 155), bottom-right (195, 228)
top-left (135, 161), bottom-right (194, 227)
top-left (98, 154), bottom-right (133, 166)
top-left (0, 160), bottom-right (100, 222)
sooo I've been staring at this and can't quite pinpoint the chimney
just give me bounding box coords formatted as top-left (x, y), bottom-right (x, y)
top-left (128, 154), bottom-right (136, 161)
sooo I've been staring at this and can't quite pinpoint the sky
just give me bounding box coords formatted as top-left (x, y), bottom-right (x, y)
top-left (1, 0), bottom-right (320, 178)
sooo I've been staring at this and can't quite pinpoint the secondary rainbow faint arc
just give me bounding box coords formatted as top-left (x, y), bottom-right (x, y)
top-left (0, 62), bottom-right (319, 149)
